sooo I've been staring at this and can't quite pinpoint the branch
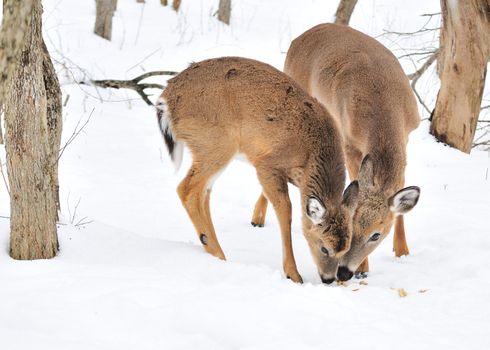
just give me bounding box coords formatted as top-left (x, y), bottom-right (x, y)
top-left (89, 70), bottom-right (178, 106)
top-left (407, 50), bottom-right (438, 82)
top-left (383, 27), bottom-right (439, 37)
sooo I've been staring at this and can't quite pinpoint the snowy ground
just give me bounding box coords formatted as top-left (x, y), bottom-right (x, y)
top-left (1, 0), bottom-right (490, 349)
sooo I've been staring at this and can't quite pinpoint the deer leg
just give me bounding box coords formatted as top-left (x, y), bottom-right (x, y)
top-left (256, 168), bottom-right (302, 283)
top-left (393, 215), bottom-right (409, 257)
top-left (178, 161), bottom-right (230, 260)
top-left (355, 257), bottom-right (369, 278)
top-left (251, 192), bottom-right (268, 227)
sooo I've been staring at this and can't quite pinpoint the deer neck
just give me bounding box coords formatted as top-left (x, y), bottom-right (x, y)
top-left (299, 146), bottom-right (346, 207)
top-left (368, 145), bottom-right (406, 192)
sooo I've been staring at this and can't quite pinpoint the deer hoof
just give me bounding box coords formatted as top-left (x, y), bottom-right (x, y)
top-left (355, 272), bottom-right (368, 279)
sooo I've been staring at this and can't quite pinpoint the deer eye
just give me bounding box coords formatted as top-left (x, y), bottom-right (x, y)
top-left (369, 232), bottom-right (381, 242)
top-left (321, 247), bottom-right (329, 256)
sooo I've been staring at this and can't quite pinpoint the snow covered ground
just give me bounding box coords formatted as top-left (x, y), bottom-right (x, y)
top-left (1, 0), bottom-right (490, 349)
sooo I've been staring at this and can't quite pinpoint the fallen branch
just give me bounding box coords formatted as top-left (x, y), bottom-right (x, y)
top-left (89, 70), bottom-right (179, 106)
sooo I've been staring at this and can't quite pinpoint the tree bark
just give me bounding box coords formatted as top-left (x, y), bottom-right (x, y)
top-left (161, 0), bottom-right (168, 5)
top-left (0, 104), bottom-right (3, 144)
top-left (0, 0), bottom-right (35, 103)
top-left (334, 0), bottom-right (358, 25)
top-left (5, 0), bottom-right (61, 260)
top-left (42, 41), bottom-right (63, 215)
top-left (94, 0), bottom-right (118, 41)
top-left (173, 0), bottom-right (182, 12)
top-left (218, 0), bottom-right (231, 25)
top-left (430, 0), bottom-right (490, 153)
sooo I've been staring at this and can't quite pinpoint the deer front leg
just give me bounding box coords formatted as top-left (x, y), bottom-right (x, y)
top-left (251, 192), bottom-right (268, 227)
top-left (256, 168), bottom-right (302, 283)
top-left (355, 257), bottom-right (369, 279)
top-left (393, 215), bottom-right (409, 257)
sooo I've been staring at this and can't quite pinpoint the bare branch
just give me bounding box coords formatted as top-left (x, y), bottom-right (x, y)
top-left (334, 0), bottom-right (358, 25)
top-left (57, 108), bottom-right (94, 162)
top-left (89, 70), bottom-right (179, 106)
top-left (407, 50), bottom-right (438, 83)
top-left (0, 161), bottom-right (10, 196)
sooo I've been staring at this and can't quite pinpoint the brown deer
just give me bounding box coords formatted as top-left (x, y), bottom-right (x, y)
top-left (252, 24), bottom-right (420, 282)
top-left (157, 56), bottom-right (359, 284)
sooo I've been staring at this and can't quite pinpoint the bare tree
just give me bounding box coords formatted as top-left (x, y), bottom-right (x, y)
top-left (334, 0), bottom-right (358, 25)
top-left (430, 0), bottom-right (490, 153)
top-left (173, 0), bottom-right (182, 12)
top-left (94, 0), bottom-right (118, 40)
top-left (4, 0), bottom-right (61, 259)
top-left (218, 0), bottom-right (231, 25)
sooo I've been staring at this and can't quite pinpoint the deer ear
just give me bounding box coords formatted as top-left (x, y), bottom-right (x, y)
top-left (358, 154), bottom-right (375, 189)
top-left (306, 197), bottom-right (326, 225)
top-left (389, 186), bottom-right (420, 215)
top-left (342, 180), bottom-right (359, 211)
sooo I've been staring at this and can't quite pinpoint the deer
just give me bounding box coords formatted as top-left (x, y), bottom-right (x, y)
top-left (251, 23), bottom-right (421, 282)
top-left (156, 56), bottom-right (359, 284)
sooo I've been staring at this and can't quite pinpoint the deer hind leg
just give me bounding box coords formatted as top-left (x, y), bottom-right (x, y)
top-left (393, 215), bottom-right (409, 257)
top-left (177, 155), bottom-right (232, 260)
top-left (255, 167), bottom-right (302, 283)
top-left (251, 192), bottom-right (268, 227)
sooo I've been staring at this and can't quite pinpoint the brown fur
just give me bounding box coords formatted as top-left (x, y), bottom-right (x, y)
top-left (160, 57), bottom-right (358, 283)
top-left (254, 24), bottom-right (420, 279)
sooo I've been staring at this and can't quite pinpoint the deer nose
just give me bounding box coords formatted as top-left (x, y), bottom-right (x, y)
top-left (337, 266), bottom-right (353, 281)
top-left (321, 276), bottom-right (335, 285)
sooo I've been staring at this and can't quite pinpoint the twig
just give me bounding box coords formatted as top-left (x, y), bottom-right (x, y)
top-left (0, 161), bottom-right (10, 197)
top-left (407, 50), bottom-right (438, 82)
top-left (57, 108), bottom-right (94, 162)
top-left (412, 86), bottom-right (432, 115)
top-left (398, 50), bottom-right (438, 60)
top-left (74, 217), bottom-right (93, 227)
top-left (383, 27), bottom-right (440, 37)
top-left (135, 2), bottom-right (146, 46)
top-left (421, 12), bottom-right (441, 17)
top-left (126, 47), bottom-right (162, 72)
top-left (71, 197), bottom-right (81, 225)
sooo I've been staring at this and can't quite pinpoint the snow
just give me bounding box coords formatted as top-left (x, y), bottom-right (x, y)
top-left (1, 0), bottom-right (490, 349)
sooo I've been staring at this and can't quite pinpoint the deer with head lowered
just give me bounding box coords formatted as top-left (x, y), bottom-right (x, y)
top-left (252, 24), bottom-right (421, 282)
top-left (157, 56), bottom-right (359, 284)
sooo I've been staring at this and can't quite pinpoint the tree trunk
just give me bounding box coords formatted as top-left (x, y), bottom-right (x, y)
top-left (160, 0), bottom-right (168, 5)
top-left (430, 0), bottom-right (490, 153)
top-left (334, 0), bottom-right (358, 25)
top-left (42, 41), bottom-right (63, 215)
top-left (0, 0), bottom-right (35, 103)
top-left (218, 0), bottom-right (231, 25)
top-left (0, 104), bottom-right (3, 144)
top-left (5, 0), bottom-right (61, 260)
top-left (173, 0), bottom-right (182, 12)
top-left (94, 0), bottom-right (118, 41)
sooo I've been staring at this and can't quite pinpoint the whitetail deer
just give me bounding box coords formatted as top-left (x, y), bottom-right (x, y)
top-left (252, 24), bottom-right (421, 282)
top-left (157, 56), bottom-right (359, 283)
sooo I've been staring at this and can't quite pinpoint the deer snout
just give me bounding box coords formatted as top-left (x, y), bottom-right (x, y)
top-left (337, 266), bottom-right (354, 281)
top-left (321, 276), bottom-right (335, 285)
